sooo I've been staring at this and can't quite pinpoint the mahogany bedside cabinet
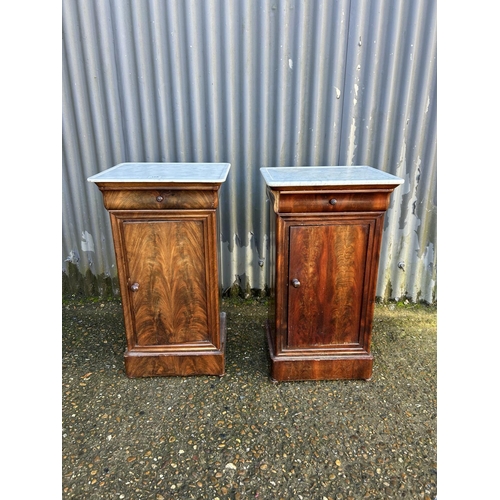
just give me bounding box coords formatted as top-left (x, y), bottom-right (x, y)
top-left (260, 166), bottom-right (403, 382)
top-left (88, 162), bottom-right (230, 378)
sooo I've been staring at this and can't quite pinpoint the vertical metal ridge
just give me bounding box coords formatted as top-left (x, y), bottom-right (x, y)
top-left (63, 0), bottom-right (437, 302)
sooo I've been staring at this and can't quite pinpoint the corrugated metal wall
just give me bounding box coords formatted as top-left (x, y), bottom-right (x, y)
top-left (62, 0), bottom-right (437, 303)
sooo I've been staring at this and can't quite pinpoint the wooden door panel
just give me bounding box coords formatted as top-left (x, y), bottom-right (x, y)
top-left (287, 222), bottom-right (370, 349)
top-left (122, 219), bottom-right (210, 346)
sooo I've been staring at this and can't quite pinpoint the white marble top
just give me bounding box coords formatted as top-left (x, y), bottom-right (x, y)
top-left (260, 166), bottom-right (404, 187)
top-left (88, 162), bottom-right (231, 183)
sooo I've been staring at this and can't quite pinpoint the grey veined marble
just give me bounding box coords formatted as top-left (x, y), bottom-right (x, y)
top-left (88, 162), bottom-right (231, 183)
top-left (260, 166), bottom-right (404, 187)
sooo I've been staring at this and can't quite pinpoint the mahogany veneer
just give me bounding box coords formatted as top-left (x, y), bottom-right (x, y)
top-left (261, 166), bottom-right (403, 382)
top-left (89, 163), bottom-right (230, 378)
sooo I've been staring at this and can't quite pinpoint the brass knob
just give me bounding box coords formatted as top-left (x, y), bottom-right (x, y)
top-left (130, 282), bottom-right (140, 292)
top-left (329, 198), bottom-right (337, 205)
top-left (292, 278), bottom-right (301, 288)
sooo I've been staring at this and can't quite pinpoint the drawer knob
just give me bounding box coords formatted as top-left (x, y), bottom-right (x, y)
top-left (130, 282), bottom-right (140, 292)
top-left (292, 278), bottom-right (301, 288)
top-left (329, 198), bottom-right (337, 205)
top-left (156, 195), bottom-right (164, 202)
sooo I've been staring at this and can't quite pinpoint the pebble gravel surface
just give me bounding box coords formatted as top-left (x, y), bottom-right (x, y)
top-left (62, 297), bottom-right (437, 500)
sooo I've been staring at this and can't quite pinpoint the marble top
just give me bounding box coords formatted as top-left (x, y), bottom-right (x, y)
top-left (88, 162), bottom-right (231, 183)
top-left (260, 166), bottom-right (404, 187)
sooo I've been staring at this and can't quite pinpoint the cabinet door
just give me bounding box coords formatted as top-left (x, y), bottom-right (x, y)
top-left (113, 213), bottom-right (218, 350)
top-left (286, 220), bottom-right (374, 350)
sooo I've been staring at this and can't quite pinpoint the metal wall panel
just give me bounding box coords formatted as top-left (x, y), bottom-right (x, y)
top-left (62, 0), bottom-right (437, 303)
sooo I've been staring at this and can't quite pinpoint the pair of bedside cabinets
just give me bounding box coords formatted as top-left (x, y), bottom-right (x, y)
top-left (88, 163), bottom-right (403, 382)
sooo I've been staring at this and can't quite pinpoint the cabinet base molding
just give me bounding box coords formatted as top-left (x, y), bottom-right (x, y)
top-left (266, 321), bottom-right (373, 382)
top-left (124, 313), bottom-right (226, 378)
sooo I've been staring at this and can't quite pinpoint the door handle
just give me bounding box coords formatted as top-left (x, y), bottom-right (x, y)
top-left (130, 282), bottom-right (140, 292)
top-left (291, 278), bottom-right (301, 288)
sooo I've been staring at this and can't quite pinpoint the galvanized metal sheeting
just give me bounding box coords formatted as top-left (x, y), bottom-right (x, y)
top-left (62, 0), bottom-right (437, 302)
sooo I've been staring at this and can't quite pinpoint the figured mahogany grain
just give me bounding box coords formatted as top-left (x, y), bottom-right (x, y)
top-left (125, 352), bottom-right (225, 377)
top-left (266, 183), bottom-right (399, 381)
top-left (122, 219), bottom-right (210, 346)
top-left (287, 222), bottom-right (369, 349)
top-left (124, 313), bottom-right (227, 378)
top-left (276, 190), bottom-right (391, 213)
top-left (111, 210), bottom-right (221, 361)
top-left (102, 188), bottom-right (218, 210)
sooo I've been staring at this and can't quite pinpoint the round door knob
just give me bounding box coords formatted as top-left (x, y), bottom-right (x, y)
top-left (329, 198), bottom-right (337, 205)
top-left (292, 278), bottom-right (301, 288)
top-left (156, 195), bottom-right (164, 202)
top-left (130, 282), bottom-right (140, 292)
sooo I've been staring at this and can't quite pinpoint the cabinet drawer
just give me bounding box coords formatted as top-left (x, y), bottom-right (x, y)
top-left (275, 189), bottom-right (392, 213)
top-left (101, 188), bottom-right (218, 210)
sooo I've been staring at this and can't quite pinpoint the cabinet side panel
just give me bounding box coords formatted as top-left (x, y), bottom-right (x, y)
top-left (359, 213), bottom-right (385, 352)
top-left (109, 213), bottom-right (137, 352)
top-left (267, 210), bottom-right (277, 346)
top-left (123, 219), bottom-right (210, 345)
top-left (273, 214), bottom-right (289, 355)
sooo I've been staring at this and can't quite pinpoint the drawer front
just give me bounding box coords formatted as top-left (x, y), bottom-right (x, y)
top-left (102, 188), bottom-right (218, 210)
top-left (275, 190), bottom-right (392, 213)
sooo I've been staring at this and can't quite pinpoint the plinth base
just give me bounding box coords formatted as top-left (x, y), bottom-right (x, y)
top-left (124, 313), bottom-right (226, 378)
top-left (266, 321), bottom-right (373, 382)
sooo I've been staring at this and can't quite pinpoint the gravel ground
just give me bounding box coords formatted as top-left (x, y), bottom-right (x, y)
top-left (62, 297), bottom-right (437, 500)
